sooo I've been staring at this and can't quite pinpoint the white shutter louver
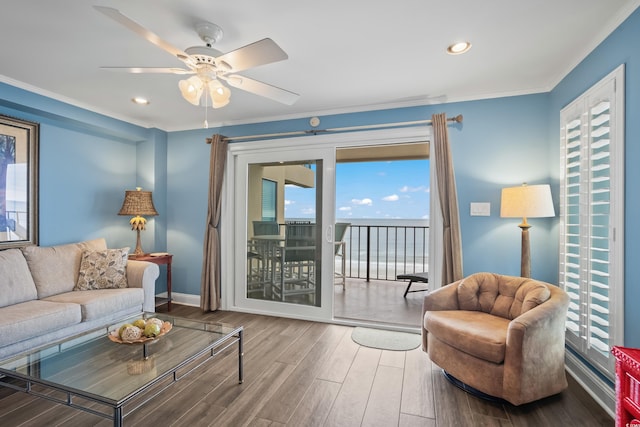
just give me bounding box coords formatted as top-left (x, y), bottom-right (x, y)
top-left (559, 65), bottom-right (624, 378)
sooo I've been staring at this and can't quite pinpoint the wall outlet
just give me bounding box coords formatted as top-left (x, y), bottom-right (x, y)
top-left (470, 202), bottom-right (491, 216)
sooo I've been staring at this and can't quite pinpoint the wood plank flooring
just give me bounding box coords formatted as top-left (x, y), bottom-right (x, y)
top-left (0, 305), bottom-right (613, 426)
top-left (334, 278), bottom-right (426, 328)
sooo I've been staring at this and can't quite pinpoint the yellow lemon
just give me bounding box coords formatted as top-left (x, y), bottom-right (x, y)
top-left (133, 319), bottom-right (146, 329)
top-left (143, 323), bottom-right (161, 338)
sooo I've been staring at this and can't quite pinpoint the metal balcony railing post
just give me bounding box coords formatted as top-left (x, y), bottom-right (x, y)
top-left (366, 226), bottom-right (371, 282)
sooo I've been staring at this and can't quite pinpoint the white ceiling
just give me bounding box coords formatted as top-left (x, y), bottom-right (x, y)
top-left (1, 0), bottom-right (638, 132)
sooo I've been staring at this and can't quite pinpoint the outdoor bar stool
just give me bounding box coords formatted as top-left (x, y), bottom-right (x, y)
top-left (397, 272), bottom-right (429, 298)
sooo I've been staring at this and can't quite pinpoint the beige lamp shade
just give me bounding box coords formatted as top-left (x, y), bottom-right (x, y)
top-left (500, 184), bottom-right (555, 220)
top-left (500, 183), bottom-right (554, 278)
top-left (118, 188), bottom-right (158, 217)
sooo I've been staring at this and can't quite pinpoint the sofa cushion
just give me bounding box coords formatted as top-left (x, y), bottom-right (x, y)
top-left (75, 248), bottom-right (129, 290)
top-left (21, 238), bottom-right (107, 298)
top-left (425, 310), bottom-right (510, 364)
top-left (0, 249), bottom-right (38, 308)
top-left (0, 300), bottom-right (81, 347)
top-left (43, 288), bottom-right (144, 321)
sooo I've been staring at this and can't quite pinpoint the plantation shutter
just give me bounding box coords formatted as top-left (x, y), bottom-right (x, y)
top-left (559, 65), bottom-right (624, 376)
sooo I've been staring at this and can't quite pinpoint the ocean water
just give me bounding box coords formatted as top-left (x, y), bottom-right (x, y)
top-left (337, 218), bottom-right (429, 280)
top-left (282, 217), bottom-right (430, 280)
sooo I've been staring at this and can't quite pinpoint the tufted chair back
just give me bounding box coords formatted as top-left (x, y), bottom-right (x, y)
top-left (456, 272), bottom-right (551, 320)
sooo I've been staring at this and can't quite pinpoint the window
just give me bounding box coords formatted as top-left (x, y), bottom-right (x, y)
top-left (261, 179), bottom-right (276, 221)
top-left (559, 65), bottom-right (624, 377)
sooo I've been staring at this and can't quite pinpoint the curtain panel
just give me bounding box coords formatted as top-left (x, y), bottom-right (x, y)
top-left (200, 134), bottom-right (228, 311)
top-left (432, 113), bottom-right (463, 286)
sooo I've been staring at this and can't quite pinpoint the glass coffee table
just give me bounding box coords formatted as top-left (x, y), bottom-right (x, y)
top-left (0, 312), bottom-right (243, 426)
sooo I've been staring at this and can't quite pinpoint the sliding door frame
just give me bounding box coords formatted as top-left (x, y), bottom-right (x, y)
top-left (221, 126), bottom-right (433, 323)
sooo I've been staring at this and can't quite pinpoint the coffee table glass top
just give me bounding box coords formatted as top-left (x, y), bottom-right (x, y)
top-left (0, 312), bottom-right (241, 404)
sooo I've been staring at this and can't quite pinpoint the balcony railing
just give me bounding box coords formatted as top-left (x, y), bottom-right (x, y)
top-left (343, 224), bottom-right (429, 281)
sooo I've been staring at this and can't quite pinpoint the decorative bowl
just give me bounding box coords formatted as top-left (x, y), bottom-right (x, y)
top-left (108, 321), bottom-right (172, 344)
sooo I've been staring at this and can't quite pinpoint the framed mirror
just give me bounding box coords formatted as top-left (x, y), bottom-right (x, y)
top-left (0, 114), bottom-right (39, 249)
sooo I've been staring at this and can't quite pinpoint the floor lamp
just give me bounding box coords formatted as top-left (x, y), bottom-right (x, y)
top-left (500, 184), bottom-right (555, 278)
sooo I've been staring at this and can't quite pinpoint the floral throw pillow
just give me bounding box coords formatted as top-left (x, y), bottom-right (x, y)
top-left (75, 248), bottom-right (129, 290)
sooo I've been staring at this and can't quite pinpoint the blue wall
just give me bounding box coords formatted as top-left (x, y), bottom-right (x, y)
top-left (0, 82), bottom-right (166, 262)
top-left (1, 6), bottom-right (638, 347)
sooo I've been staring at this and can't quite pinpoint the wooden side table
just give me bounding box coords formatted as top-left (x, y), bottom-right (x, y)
top-left (129, 253), bottom-right (173, 311)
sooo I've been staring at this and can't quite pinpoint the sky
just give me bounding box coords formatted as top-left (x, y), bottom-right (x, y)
top-left (284, 159), bottom-right (430, 220)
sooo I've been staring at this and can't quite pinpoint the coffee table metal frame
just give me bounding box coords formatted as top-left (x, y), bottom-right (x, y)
top-left (0, 313), bottom-right (243, 426)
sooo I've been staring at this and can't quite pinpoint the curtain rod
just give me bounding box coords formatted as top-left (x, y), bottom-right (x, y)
top-left (206, 114), bottom-right (462, 144)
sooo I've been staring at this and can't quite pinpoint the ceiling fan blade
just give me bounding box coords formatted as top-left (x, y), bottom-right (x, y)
top-left (223, 75), bottom-right (299, 105)
top-left (94, 6), bottom-right (191, 63)
top-left (216, 38), bottom-right (288, 73)
top-left (100, 67), bottom-right (194, 75)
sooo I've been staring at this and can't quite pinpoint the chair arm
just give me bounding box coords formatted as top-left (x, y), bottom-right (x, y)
top-left (421, 279), bottom-right (462, 351)
top-left (126, 260), bottom-right (160, 312)
top-left (422, 280), bottom-right (461, 312)
top-left (503, 285), bottom-right (569, 405)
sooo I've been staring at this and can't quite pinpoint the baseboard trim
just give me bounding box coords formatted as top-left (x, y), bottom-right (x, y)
top-left (156, 291), bottom-right (200, 307)
top-left (565, 351), bottom-right (615, 418)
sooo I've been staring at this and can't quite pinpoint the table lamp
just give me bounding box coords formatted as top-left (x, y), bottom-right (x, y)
top-left (118, 187), bottom-right (158, 256)
top-left (500, 183), bottom-right (555, 278)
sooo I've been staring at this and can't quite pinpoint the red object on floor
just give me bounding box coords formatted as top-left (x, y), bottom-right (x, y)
top-left (612, 346), bottom-right (640, 427)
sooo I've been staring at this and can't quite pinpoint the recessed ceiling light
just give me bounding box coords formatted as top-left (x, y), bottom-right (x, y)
top-left (131, 96), bottom-right (150, 105)
top-left (447, 41), bottom-right (472, 55)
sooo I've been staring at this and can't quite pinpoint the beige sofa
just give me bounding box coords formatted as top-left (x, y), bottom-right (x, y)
top-left (422, 272), bottom-right (569, 406)
top-left (0, 238), bottom-right (159, 360)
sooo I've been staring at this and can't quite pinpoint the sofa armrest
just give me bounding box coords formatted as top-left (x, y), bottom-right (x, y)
top-left (126, 260), bottom-right (160, 312)
top-left (421, 279), bottom-right (462, 351)
top-left (503, 285), bottom-right (569, 405)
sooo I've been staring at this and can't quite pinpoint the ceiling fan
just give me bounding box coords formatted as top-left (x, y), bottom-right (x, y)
top-left (94, 6), bottom-right (299, 109)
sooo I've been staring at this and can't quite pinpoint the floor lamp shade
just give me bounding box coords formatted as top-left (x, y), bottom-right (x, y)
top-left (500, 184), bottom-right (555, 278)
top-left (118, 188), bottom-right (158, 256)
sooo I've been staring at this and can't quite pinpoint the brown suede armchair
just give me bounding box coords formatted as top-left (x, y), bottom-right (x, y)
top-left (421, 272), bottom-right (570, 406)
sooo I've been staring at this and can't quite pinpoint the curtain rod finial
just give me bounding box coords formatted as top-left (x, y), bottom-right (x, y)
top-left (449, 114), bottom-right (463, 123)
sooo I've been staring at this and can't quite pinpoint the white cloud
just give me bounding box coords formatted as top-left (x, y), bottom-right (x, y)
top-left (339, 206), bottom-right (352, 211)
top-left (400, 185), bottom-right (425, 193)
top-left (352, 198), bottom-right (373, 206)
top-left (284, 199), bottom-right (294, 205)
top-left (301, 208), bottom-right (314, 214)
top-left (383, 194), bottom-right (399, 201)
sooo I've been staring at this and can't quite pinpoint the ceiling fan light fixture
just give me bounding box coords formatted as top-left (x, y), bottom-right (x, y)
top-left (447, 41), bottom-right (472, 55)
top-left (96, 8), bottom-right (298, 111)
top-left (179, 76), bottom-right (205, 105)
top-left (208, 80), bottom-right (231, 108)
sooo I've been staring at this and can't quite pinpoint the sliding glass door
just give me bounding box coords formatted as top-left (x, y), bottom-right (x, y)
top-left (230, 146), bottom-right (336, 321)
top-left (222, 126), bottom-right (432, 323)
